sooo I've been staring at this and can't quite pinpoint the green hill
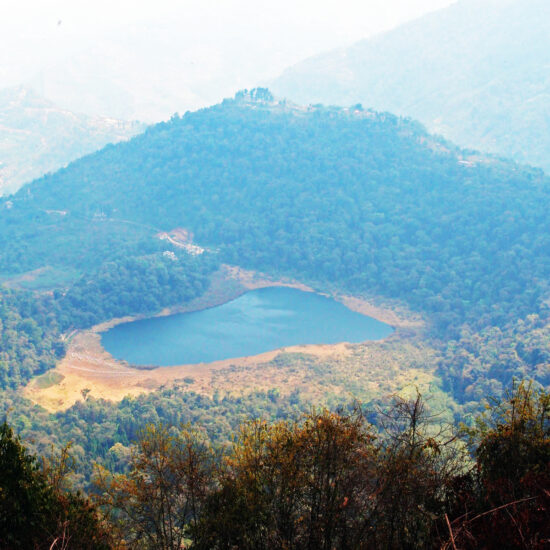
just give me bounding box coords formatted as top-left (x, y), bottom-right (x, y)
top-left (1, 90), bottom-right (549, 401)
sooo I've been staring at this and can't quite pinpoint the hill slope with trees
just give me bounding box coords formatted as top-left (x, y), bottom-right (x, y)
top-left (1, 89), bottom-right (549, 403)
top-left (0, 86), bottom-right (144, 195)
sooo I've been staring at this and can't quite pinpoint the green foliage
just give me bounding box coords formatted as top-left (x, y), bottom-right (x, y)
top-left (4, 99), bottom-right (549, 336)
top-left (0, 420), bottom-right (111, 549)
top-left (0, 386), bottom-right (311, 484)
top-left (2, 384), bottom-right (548, 548)
top-left (56, 251), bottom-right (216, 330)
top-left (0, 249), bottom-right (216, 389)
top-left (0, 289), bottom-right (63, 389)
top-left (439, 315), bottom-right (550, 403)
top-left (0, 89), bottom-right (548, 547)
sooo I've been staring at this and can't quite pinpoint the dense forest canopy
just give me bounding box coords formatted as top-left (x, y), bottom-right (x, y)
top-left (3, 93), bottom-right (550, 327)
top-left (0, 249), bottom-right (216, 389)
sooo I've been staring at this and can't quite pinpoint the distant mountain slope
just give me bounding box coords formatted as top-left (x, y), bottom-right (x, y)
top-left (0, 86), bottom-right (145, 195)
top-left (271, 0), bottom-right (550, 172)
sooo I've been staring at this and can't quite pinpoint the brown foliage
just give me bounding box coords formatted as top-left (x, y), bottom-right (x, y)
top-left (194, 397), bottom-right (464, 550)
top-left (95, 384), bottom-right (549, 549)
top-left (445, 382), bottom-right (550, 550)
top-left (94, 424), bottom-right (215, 549)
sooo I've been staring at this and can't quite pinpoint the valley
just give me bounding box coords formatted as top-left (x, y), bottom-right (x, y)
top-left (0, 86), bottom-right (144, 195)
top-left (0, 89), bottom-right (547, 547)
top-left (2, 92), bottom-right (548, 422)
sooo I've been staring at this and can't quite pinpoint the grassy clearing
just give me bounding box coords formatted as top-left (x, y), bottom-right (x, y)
top-left (209, 335), bottom-right (448, 409)
top-left (33, 371), bottom-right (65, 389)
top-left (1, 266), bottom-right (80, 291)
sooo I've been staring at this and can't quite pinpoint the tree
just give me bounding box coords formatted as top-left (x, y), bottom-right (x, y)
top-left (373, 392), bottom-right (464, 549)
top-left (196, 409), bottom-right (380, 550)
top-left (0, 420), bottom-right (111, 549)
top-left (95, 423), bottom-right (215, 549)
top-left (447, 382), bottom-right (550, 549)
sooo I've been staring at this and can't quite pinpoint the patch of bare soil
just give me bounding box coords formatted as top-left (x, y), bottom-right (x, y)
top-left (24, 330), bottom-right (358, 412)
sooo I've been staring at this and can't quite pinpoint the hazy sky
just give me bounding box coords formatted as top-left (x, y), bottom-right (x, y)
top-left (1, 0), bottom-right (457, 119)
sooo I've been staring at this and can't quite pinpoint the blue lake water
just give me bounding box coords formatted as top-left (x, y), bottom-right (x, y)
top-left (101, 287), bottom-right (394, 366)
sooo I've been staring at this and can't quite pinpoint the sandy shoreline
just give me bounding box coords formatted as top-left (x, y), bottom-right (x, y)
top-left (25, 265), bottom-right (423, 412)
top-left (24, 329), bottom-right (355, 412)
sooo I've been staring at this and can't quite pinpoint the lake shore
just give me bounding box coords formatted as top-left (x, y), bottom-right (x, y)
top-left (222, 265), bottom-right (423, 330)
top-left (25, 265), bottom-right (424, 412)
top-left (24, 329), bottom-right (358, 412)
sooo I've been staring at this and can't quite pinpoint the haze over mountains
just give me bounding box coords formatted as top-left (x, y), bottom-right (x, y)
top-left (1, 2), bottom-right (549, 545)
top-left (271, 0), bottom-right (550, 171)
top-left (4, 0), bottom-right (548, 195)
top-left (0, 86), bottom-right (144, 195)
top-left (1, 1), bottom-right (454, 122)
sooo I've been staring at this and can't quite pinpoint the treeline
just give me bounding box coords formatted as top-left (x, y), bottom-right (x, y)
top-left (2, 382), bottom-right (548, 549)
top-left (2, 386), bottom-right (310, 486)
top-left (1, 93), bottom-right (549, 401)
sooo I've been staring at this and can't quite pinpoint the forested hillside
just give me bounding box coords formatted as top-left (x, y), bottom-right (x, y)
top-left (0, 251), bottom-right (216, 389)
top-left (1, 89), bottom-right (549, 404)
top-left (271, 0), bottom-right (550, 172)
top-left (3, 0), bottom-right (550, 544)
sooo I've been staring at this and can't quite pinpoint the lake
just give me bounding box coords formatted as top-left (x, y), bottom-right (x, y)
top-left (101, 287), bottom-right (394, 366)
